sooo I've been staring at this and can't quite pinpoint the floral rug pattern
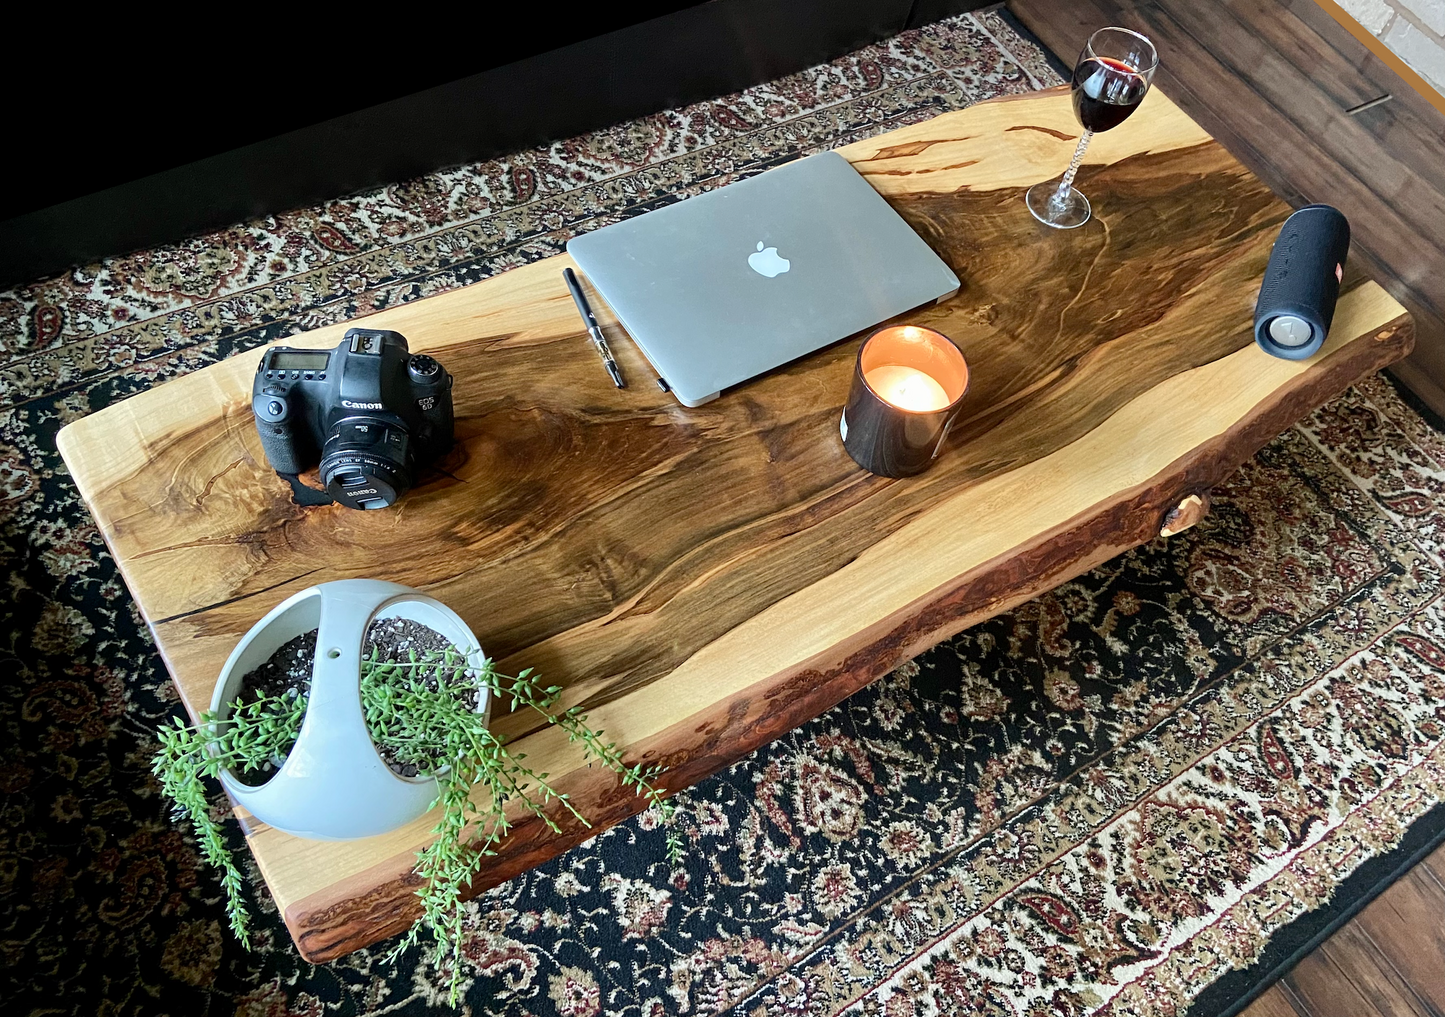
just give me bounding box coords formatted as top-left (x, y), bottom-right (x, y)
top-left (3, 8), bottom-right (1444, 1017)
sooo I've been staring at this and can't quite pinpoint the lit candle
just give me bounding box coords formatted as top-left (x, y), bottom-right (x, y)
top-left (840, 324), bottom-right (969, 477)
top-left (863, 365), bottom-right (952, 412)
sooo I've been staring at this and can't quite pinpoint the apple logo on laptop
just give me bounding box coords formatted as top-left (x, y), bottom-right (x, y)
top-left (748, 241), bottom-right (790, 278)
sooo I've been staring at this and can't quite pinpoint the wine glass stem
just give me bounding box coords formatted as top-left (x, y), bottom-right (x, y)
top-left (1052, 129), bottom-right (1094, 207)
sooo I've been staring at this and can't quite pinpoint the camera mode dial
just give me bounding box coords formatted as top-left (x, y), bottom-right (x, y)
top-left (408, 354), bottom-right (441, 380)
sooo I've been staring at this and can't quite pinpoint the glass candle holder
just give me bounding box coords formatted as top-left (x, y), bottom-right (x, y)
top-left (840, 325), bottom-right (970, 477)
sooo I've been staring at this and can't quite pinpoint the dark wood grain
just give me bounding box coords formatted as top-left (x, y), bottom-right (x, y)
top-left (1007, 0), bottom-right (1445, 415)
top-left (1423, 847), bottom-right (1445, 890)
top-left (1351, 865), bottom-right (1445, 1012)
top-left (56, 86), bottom-right (1413, 963)
top-left (1246, 984), bottom-right (1310, 1017)
top-left (1286, 927), bottom-right (1434, 1017)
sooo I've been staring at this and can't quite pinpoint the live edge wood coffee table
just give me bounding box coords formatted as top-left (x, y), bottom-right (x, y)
top-left (57, 86), bottom-right (1412, 963)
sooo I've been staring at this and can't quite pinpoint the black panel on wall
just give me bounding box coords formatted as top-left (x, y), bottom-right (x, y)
top-left (2, 0), bottom-right (992, 287)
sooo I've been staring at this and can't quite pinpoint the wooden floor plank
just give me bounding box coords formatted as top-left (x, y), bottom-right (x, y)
top-left (1351, 864), bottom-right (1445, 1012)
top-left (1282, 936), bottom-right (1427, 1017)
top-left (1317, 924), bottom-right (1436, 1017)
top-left (1417, 840), bottom-right (1445, 889)
top-left (1242, 982), bottom-right (1312, 1017)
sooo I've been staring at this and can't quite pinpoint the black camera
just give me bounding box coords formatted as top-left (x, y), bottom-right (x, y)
top-left (251, 328), bottom-right (454, 510)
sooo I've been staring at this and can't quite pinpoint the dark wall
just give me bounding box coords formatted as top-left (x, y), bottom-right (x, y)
top-left (3, 0), bottom-right (991, 288)
top-left (2, 8), bottom-right (696, 226)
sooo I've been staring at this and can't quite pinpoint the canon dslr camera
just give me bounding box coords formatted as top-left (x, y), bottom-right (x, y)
top-left (251, 328), bottom-right (454, 510)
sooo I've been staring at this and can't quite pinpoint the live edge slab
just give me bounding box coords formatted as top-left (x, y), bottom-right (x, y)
top-left (56, 86), bottom-right (1412, 963)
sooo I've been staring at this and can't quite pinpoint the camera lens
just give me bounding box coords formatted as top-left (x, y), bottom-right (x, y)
top-left (318, 417), bottom-right (412, 510)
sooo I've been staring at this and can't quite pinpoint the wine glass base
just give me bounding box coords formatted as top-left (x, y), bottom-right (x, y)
top-left (1026, 180), bottom-right (1091, 229)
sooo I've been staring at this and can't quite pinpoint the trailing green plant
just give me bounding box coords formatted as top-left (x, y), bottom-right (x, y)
top-left (152, 643), bottom-right (681, 1004)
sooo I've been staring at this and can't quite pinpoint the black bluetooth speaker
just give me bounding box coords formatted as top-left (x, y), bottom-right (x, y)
top-left (1253, 204), bottom-right (1350, 360)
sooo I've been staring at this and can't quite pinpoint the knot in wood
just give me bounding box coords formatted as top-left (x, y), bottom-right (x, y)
top-left (1160, 493), bottom-right (1210, 538)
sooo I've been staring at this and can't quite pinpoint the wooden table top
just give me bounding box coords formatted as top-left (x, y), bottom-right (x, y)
top-left (56, 85), bottom-right (1412, 963)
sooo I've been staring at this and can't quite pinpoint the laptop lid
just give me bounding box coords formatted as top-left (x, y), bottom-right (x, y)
top-left (566, 151), bottom-right (960, 407)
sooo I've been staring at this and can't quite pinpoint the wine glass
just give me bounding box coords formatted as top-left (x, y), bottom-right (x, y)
top-left (1026, 27), bottom-right (1158, 229)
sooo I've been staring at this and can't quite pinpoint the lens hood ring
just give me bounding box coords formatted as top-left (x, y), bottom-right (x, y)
top-left (318, 415), bottom-right (413, 510)
top-left (319, 448), bottom-right (410, 510)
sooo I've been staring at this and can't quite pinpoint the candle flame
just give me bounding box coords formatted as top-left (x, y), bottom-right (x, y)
top-left (864, 365), bottom-right (951, 412)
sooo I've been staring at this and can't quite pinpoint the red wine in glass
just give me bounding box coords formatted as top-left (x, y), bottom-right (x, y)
top-left (1071, 56), bottom-right (1149, 133)
top-left (1027, 27), bottom-right (1157, 229)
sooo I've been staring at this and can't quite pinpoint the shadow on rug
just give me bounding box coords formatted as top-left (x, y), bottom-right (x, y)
top-left (2, 7), bottom-right (1443, 1017)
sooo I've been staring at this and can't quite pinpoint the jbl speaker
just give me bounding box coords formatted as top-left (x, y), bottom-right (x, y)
top-left (1254, 204), bottom-right (1351, 360)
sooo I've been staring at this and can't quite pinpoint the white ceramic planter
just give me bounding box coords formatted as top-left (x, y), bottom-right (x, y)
top-left (208, 579), bottom-right (490, 841)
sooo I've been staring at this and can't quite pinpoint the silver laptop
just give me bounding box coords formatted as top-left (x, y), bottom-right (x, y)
top-left (566, 151), bottom-right (960, 407)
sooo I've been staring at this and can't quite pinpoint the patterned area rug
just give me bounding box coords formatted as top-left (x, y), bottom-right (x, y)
top-left (3, 8), bottom-right (1444, 1017)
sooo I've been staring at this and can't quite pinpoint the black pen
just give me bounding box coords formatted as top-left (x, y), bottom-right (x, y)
top-left (563, 267), bottom-right (625, 389)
